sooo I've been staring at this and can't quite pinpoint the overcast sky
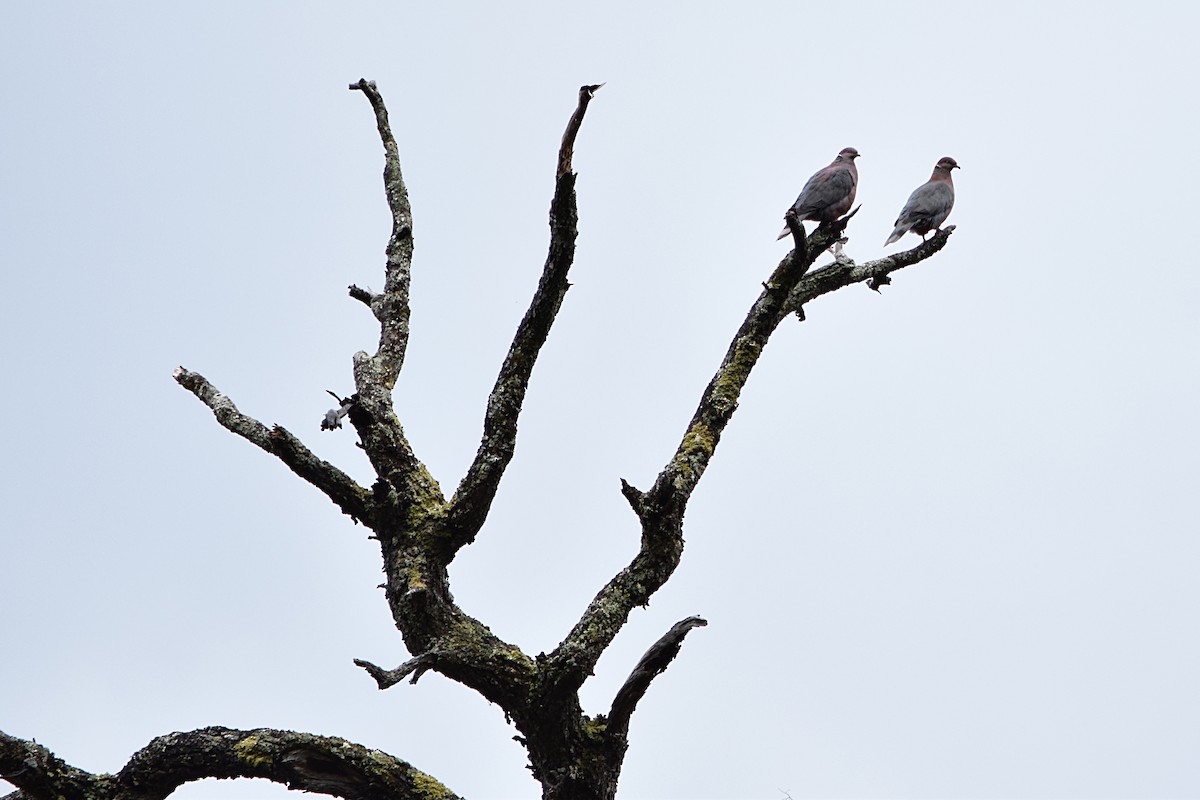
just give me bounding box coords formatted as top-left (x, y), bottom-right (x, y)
top-left (3, 3), bottom-right (1199, 799)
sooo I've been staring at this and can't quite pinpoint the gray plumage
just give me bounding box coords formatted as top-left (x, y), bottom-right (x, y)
top-left (884, 156), bottom-right (959, 246)
top-left (777, 147), bottom-right (860, 240)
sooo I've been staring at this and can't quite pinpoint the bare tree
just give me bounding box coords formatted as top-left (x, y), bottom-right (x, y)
top-left (0, 80), bottom-right (953, 800)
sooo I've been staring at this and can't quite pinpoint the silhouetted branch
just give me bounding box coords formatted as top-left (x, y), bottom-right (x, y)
top-left (558, 83), bottom-right (603, 178)
top-left (445, 84), bottom-right (601, 554)
top-left (173, 368), bottom-right (371, 523)
top-left (1, 729), bottom-right (92, 800)
top-left (607, 616), bottom-right (708, 737)
top-left (348, 284), bottom-right (376, 307)
top-left (619, 478), bottom-right (645, 512)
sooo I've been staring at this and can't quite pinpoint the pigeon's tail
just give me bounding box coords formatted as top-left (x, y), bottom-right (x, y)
top-left (777, 225), bottom-right (791, 241)
top-left (884, 223), bottom-right (909, 246)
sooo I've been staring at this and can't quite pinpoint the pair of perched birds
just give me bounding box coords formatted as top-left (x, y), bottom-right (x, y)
top-left (777, 148), bottom-right (959, 246)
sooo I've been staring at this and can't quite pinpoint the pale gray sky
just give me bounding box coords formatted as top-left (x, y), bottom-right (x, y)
top-left (3, 3), bottom-right (1199, 799)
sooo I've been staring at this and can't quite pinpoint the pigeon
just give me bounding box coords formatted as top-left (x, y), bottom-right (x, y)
top-left (777, 147), bottom-right (860, 239)
top-left (884, 157), bottom-right (959, 246)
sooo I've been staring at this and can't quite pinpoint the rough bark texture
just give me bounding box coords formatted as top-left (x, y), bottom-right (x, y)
top-left (1, 727), bottom-right (457, 800)
top-left (3, 80), bottom-right (955, 800)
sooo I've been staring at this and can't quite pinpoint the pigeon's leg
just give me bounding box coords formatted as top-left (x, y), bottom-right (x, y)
top-left (831, 237), bottom-right (853, 263)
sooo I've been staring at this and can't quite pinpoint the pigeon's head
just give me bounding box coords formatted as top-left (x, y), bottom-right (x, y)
top-left (935, 156), bottom-right (959, 171)
top-left (837, 147), bottom-right (860, 162)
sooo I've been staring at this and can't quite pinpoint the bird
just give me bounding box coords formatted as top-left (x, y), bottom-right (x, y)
top-left (884, 156), bottom-right (959, 245)
top-left (777, 147), bottom-right (860, 240)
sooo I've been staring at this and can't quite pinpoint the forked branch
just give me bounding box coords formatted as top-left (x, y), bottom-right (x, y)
top-left (339, 85), bottom-right (604, 719)
top-left (353, 653), bottom-right (438, 689)
top-left (785, 225), bottom-right (956, 313)
top-left (545, 214), bottom-right (952, 696)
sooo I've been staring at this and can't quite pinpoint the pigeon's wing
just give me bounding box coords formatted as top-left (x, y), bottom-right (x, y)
top-left (793, 165), bottom-right (855, 217)
top-left (896, 181), bottom-right (953, 228)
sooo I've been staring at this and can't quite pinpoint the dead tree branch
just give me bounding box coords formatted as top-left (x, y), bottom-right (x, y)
top-left (445, 85), bottom-right (600, 553)
top-left (0, 727), bottom-right (458, 800)
top-left (172, 368), bottom-right (371, 523)
top-left (344, 79), bottom-right (443, 511)
top-left (543, 213), bottom-right (951, 699)
top-left (339, 83), bottom-right (594, 715)
top-left (607, 616), bottom-right (708, 738)
top-left (353, 653), bottom-right (438, 689)
top-left (347, 78), bottom-right (414, 387)
top-left (785, 224), bottom-right (956, 313)
top-left (558, 83), bottom-right (603, 178)
top-left (1, 730), bottom-right (93, 800)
